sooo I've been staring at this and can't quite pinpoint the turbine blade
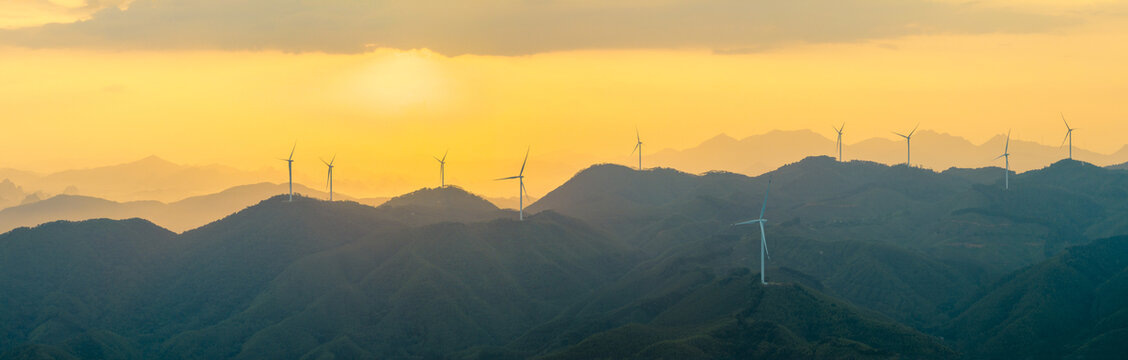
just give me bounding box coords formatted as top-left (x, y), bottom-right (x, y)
top-left (631, 143), bottom-right (640, 155)
top-left (288, 143), bottom-right (296, 160)
top-left (995, 154), bottom-right (1006, 160)
top-left (321, 158), bottom-right (329, 166)
top-left (1005, 130), bottom-right (1011, 152)
top-left (636, 127), bottom-right (640, 143)
top-left (893, 132), bottom-right (907, 139)
top-left (442, 149), bottom-right (448, 162)
top-left (909, 123), bottom-right (919, 136)
top-left (1061, 112), bottom-right (1070, 129)
top-left (1060, 132), bottom-right (1070, 148)
top-left (330, 154), bottom-right (336, 166)
top-left (732, 219), bottom-right (764, 226)
top-left (495, 176), bottom-right (521, 180)
top-left (434, 156), bottom-right (442, 162)
top-left (761, 225), bottom-right (770, 260)
top-left (519, 147), bottom-right (529, 176)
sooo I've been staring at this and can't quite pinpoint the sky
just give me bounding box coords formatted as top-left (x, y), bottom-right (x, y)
top-left (1, 0), bottom-right (1127, 198)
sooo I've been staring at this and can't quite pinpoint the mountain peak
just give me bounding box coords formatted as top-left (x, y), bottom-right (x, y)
top-left (380, 186), bottom-right (499, 212)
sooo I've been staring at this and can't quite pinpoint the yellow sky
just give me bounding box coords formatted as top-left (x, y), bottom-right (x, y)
top-left (1, 0), bottom-right (1127, 198)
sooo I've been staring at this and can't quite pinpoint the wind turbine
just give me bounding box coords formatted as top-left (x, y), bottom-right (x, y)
top-left (893, 124), bottom-right (919, 167)
top-left (631, 128), bottom-right (643, 170)
top-left (733, 178), bottom-right (772, 285)
top-left (496, 147), bottom-right (530, 220)
top-left (1061, 113), bottom-right (1076, 160)
top-left (281, 143), bottom-right (295, 202)
top-left (832, 123), bottom-right (844, 161)
top-left (434, 150), bottom-right (448, 187)
top-left (995, 130), bottom-right (1011, 190)
top-left (322, 155), bottom-right (335, 201)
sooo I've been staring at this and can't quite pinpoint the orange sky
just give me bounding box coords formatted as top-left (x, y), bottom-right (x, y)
top-left (1, 0), bottom-right (1127, 198)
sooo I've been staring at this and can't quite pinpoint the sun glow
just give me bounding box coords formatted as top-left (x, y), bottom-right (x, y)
top-left (341, 50), bottom-right (452, 113)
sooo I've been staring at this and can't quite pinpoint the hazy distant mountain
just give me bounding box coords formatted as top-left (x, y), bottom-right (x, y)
top-left (650, 130), bottom-right (1128, 176)
top-left (0, 156), bottom-right (275, 203)
top-left (945, 235), bottom-right (1128, 359)
top-left (0, 180), bottom-right (27, 210)
top-left (0, 182), bottom-right (344, 234)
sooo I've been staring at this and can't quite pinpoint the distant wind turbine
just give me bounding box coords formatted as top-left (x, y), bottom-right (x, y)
top-left (322, 155), bottom-right (336, 201)
top-left (832, 123), bottom-right (844, 161)
top-left (281, 143), bottom-right (295, 202)
top-left (496, 147), bottom-right (530, 221)
top-left (631, 128), bottom-right (643, 170)
top-left (995, 130), bottom-right (1011, 190)
top-left (733, 178), bottom-right (772, 285)
top-left (434, 150), bottom-right (448, 187)
top-left (893, 124), bottom-right (919, 167)
top-left (1061, 113), bottom-right (1077, 160)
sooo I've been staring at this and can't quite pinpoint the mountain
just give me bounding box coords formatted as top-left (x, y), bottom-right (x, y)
top-left (373, 186), bottom-right (512, 226)
top-left (649, 130), bottom-right (1128, 176)
top-left (4, 156), bottom-right (1128, 359)
top-left (0, 197), bottom-right (637, 359)
top-left (0, 156), bottom-right (275, 203)
top-left (539, 281), bottom-right (954, 360)
top-left (0, 218), bottom-right (178, 359)
top-left (0, 182), bottom-right (350, 234)
top-left (944, 235), bottom-right (1128, 359)
top-left (1108, 161), bottom-right (1128, 171)
top-left (0, 180), bottom-right (28, 210)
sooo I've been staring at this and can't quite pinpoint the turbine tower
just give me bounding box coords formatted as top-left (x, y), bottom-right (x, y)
top-left (733, 178), bottom-right (772, 285)
top-left (893, 124), bottom-right (919, 167)
top-left (833, 123), bottom-right (844, 161)
top-left (995, 130), bottom-right (1011, 190)
top-left (434, 150), bottom-right (448, 187)
top-left (322, 155), bottom-right (336, 201)
top-left (1061, 113), bottom-right (1076, 160)
top-left (496, 147), bottom-right (530, 220)
top-left (281, 143), bottom-right (295, 202)
top-left (631, 128), bottom-right (643, 170)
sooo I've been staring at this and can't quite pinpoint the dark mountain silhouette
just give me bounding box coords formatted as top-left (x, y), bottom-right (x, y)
top-left (0, 197), bottom-right (636, 359)
top-left (373, 186), bottom-right (511, 226)
top-left (539, 280), bottom-right (954, 360)
top-left (2, 156), bottom-right (1128, 359)
top-left (944, 235), bottom-right (1128, 359)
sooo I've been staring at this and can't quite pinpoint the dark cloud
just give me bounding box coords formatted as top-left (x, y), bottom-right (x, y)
top-left (0, 0), bottom-right (1078, 55)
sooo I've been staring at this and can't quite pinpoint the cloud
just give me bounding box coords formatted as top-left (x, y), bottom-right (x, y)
top-left (0, 0), bottom-right (1078, 55)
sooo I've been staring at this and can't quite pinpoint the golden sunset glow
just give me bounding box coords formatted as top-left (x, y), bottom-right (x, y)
top-left (2, 0), bottom-right (1127, 199)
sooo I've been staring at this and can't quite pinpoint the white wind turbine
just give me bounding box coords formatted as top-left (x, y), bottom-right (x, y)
top-left (1061, 113), bottom-right (1077, 160)
top-left (893, 124), bottom-right (919, 167)
top-left (995, 130), bottom-right (1011, 190)
top-left (496, 147), bottom-right (530, 221)
top-left (733, 178), bottom-right (773, 285)
top-left (281, 143), bottom-right (295, 202)
top-left (631, 128), bottom-right (643, 170)
top-left (435, 150), bottom-right (448, 187)
top-left (833, 123), bottom-right (844, 161)
top-left (322, 155), bottom-right (336, 201)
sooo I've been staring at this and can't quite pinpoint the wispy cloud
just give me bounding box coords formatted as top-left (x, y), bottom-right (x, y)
top-left (0, 0), bottom-right (1079, 55)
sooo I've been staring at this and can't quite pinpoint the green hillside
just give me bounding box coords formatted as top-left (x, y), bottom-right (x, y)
top-left (944, 235), bottom-right (1128, 359)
